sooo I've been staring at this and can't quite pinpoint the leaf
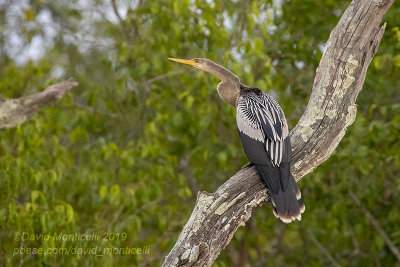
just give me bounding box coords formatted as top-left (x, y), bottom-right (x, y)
top-left (100, 185), bottom-right (108, 198)
top-left (24, 10), bottom-right (35, 21)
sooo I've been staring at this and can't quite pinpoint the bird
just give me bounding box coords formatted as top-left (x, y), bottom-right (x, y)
top-left (168, 57), bottom-right (305, 223)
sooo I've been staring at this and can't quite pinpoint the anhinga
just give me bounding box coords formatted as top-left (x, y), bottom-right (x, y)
top-left (169, 58), bottom-right (305, 223)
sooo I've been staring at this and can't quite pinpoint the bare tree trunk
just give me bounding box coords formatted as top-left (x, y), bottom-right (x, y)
top-left (0, 78), bottom-right (78, 129)
top-left (162, 0), bottom-right (395, 266)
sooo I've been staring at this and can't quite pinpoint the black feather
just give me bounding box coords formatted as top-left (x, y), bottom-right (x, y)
top-left (238, 131), bottom-right (269, 165)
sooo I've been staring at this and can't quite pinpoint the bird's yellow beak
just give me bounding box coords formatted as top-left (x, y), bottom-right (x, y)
top-left (168, 58), bottom-right (198, 66)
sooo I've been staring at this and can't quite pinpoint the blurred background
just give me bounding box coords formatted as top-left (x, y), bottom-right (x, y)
top-left (1, 0), bottom-right (400, 266)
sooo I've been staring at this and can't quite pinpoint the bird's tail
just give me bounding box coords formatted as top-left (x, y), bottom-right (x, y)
top-left (255, 164), bottom-right (305, 223)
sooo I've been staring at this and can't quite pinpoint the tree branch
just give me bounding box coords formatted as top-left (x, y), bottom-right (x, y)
top-left (0, 78), bottom-right (78, 129)
top-left (349, 192), bottom-right (400, 262)
top-left (309, 232), bottom-right (342, 267)
top-left (162, 0), bottom-right (395, 266)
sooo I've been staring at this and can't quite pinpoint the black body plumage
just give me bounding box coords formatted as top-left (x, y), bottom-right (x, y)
top-left (236, 87), bottom-right (305, 223)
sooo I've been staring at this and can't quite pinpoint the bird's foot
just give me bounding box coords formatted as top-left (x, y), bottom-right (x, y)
top-left (241, 162), bottom-right (254, 169)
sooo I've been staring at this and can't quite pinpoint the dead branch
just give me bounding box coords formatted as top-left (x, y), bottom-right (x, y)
top-left (349, 191), bottom-right (400, 262)
top-left (0, 78), bottom-right (78, 129)
top-left (162, 0), bottom-right (395, 266)
top-left (309, 232), bottom-right (342, 267)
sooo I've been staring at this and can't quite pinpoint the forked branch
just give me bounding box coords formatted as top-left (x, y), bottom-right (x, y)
top-left (162, 0), bottom-right (395, 266)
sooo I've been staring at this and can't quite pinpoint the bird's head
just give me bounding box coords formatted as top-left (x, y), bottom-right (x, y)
top-left (169, 57), bottom-right (241, 106)
top-left (168, 57), bottom-right (215, 72)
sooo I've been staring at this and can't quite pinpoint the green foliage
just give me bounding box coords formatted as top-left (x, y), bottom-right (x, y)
top-left (1, 0), bottom-right (400, 266)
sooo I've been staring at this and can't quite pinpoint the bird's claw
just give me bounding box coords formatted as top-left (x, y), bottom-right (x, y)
top-left (241, 162), bottom-right (254, 169)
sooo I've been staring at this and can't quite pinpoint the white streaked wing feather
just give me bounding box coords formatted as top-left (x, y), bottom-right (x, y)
top-left (237, 92), bottom-right (288, 166)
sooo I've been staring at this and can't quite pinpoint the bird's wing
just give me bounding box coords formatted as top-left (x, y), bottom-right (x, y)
top-left (236, 92), bottom-right (289, 166)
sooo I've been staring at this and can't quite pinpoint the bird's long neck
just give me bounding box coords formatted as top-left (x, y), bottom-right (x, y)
top-left (205, 62), bottom-right (241, 107)
top-left (206, 62), bottom-right (239, 83)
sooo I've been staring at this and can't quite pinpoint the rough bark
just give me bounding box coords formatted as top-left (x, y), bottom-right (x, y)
top-left (0, 78), bottom-right (78, 129)
top-left (162, 0), bottom-right (395, 266)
